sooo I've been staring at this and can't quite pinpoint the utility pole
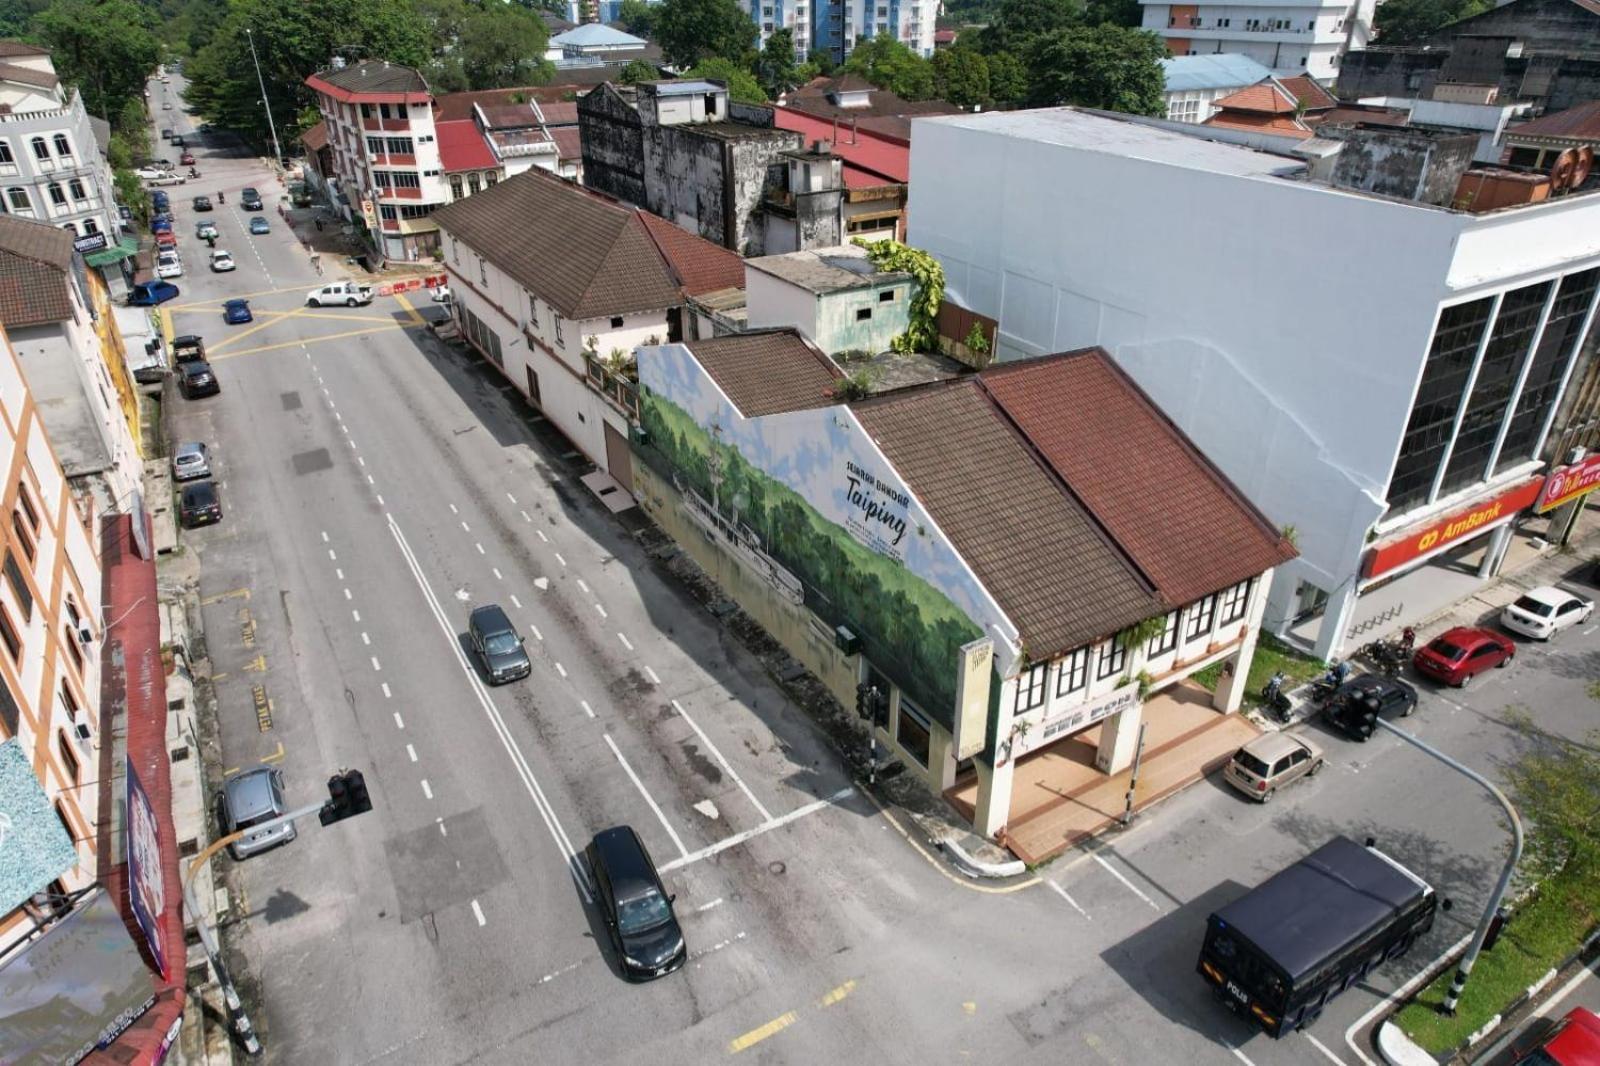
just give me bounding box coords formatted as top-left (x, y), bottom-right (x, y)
top-left (1373, 720), bottom-right (1523, 1015)
top-left (244, 28), bottom-right (283, 165)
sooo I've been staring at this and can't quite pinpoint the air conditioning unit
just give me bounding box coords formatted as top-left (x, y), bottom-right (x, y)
top-left (74, 722), bottom-right (91, 741)
top-left (833, 624), bottom-right (861, 655)
top-left (77, 626), bottom-right (92, 645)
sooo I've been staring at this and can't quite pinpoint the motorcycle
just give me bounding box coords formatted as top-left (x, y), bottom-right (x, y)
top-left (1307, 659), bottom-right (1351, 705)
top-left (1260, 670), bottom-right (1293, 723)
top-left (187, 167), bottom-right (199, 179)
top-left (1361, 627), bottom-right (1415, 677)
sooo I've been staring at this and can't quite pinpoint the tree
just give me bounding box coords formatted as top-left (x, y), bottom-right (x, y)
top-left (840, 34), bottom-right (933, 99)
top-left (1024, 25), bottom-right (1165, 115)
top-left (985, 50), bottom-right (1027, 107)
top-left (755, 27), bottom-right (801, 98)
top-left (1374, 0), bottom-right (1490, 42)
top-left (31, 0), bottom-right (161, 124)
top-left (977, 0), bottom-right (1081, 55)
top-left (685, 56), bottom-right (766, 102)
top-left (931, 46), bottom-right (988, 108)
top-left (1085, 0), bottom-right (1142, 27)
top-left (653, 0), bottom-right (757, 67)
top-left (455, 3), bottom-right (552, 89)
top-left (618, 58), bottom-right (662, 84)
top-left (616, 0), bottom-right (658, 37)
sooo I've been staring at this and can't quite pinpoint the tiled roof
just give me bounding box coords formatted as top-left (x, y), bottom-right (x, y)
top-left (300, 120), bottom-right (329, 151)
top-left (434, 168), bottom-right (683, 318)
top-left (636, 211), bottom-right (745, 296)
top-left (0, 61), bottom-right (58, 89)
top-left (0, 41), bottom-right (49, 57)
top-left (1203, 112), bottom-right (1314, 138)
top-left (312, 60), bottom-right (428, 96)
top-left (1212, 79), bottom-right (1299, 114)
top-left (1277, 75), bottom-right (1337, 111)
top-left (1506, 99), bottom-right (1600, 142)
top-left (854, 378), bottom-right (1165, 659)
top-left (437, 87), bottom-right (544, 122)
top-left (0, 214), bottom-right (73, 327)
top-left (534, 100), bottom-right (579, 125)
top-left (785, 76), bottom-right (963, 129)
top-left (551, 126), bottom-right (583, 161)
top-left (435, 118), bottom-right (497, 171)
top-left (480, 102), bottom-right (535, 128)
top-left (980, 351), bottom-right (1295, 608)
top-left (684, 330), bottom-right (842, 417)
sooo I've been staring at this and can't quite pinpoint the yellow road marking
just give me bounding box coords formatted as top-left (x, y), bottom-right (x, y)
top-left (727, 1012), bottom-right (797, 1054)
top-left (201, 587), bottom-right (250, 605)
top-left (863, 789), bottom-right (1040, 895)
top-left (159, 307), bottom-right (174, 343)
top-left (205, 304), bottom-right (307, 355)
top-left (165, 283), bottom-right (309, 310)
top-left (818, 980), bottom-right (856, 1008)
top-left (963, 1001), bottom-right (977, 1016)
top-left (210, 672), bottom-right (229, 683)
top-left (242, 653), bottom-right (267, 673)
top-left (260, 741), bottom-right (286, 763)
top-left (296, 310), bottom-right (407, 324)
top-left (393, 291), bottom-right (425, 327)
top-left (209, 323), bottom-right (404, 362)
top-left (223, 766), bottom-right (239, 776)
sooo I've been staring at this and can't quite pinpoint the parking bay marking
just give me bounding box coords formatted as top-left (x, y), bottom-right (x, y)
top-left (252, 684), bottom-right (273, 732)
top-left (604, 732), bottom-right (689, 860)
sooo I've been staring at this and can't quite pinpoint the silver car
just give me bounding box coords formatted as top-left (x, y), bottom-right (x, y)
top-left (218, 767), bottom-right (297, 859)
top-left (172, 441), bottom-right (210, 481)
top-left (1223, 732), bottom-right (1323, 803)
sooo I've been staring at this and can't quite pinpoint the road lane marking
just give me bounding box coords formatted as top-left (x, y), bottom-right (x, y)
top-left (376, 495), bottom-right (385, 506)
top-left (471, 899), bottom-right (486, 926)
top-left (1227, 1043), bottom-right (1258, 1066)
top-left (393, 711), bottom-right (404, 728)
top-left (510, 594), bottom-right (522, 609)
top-left (344, 589), bottom-right (352, 600)
top-left (460, 520), bottom-right (470, 531)
top-left (660, 787), bottom-right (855, 873)
top-left (644, 666), bottom-right (661, 685)
top-left (475, 543), bottom-right (485, 555)
top-left (321, 531), bottom-right (329, 542)
top-left (382, 683), bottom-right (393, 699)
top-left (206, 323), bottom-right (405, 363)
top-left (535, 528), bottom-right (546, 541)
top-left (576, 579), bottom-right (590, 594)
top-left (859, 789), bottom-right (1039, 895)
top-left (1048, 880), bottom-right (1089, 918)
top-left (1304, 1033), bottom-right (1348, 1065)
top-left (201, 587), bottom-right (251, 605)
top-left (1093, 854), bottom-right (1160, 911)
top-left (696, 897), bottom-right (724, 913)
top-left (818, 980), bottom-right (856, 1008)
top-left (555, 662), bottom-right (567, 678)
top-left (449, 504), bottom-right (458, 514)
top-left (421, 779), bottom-right (433, 799)
top-left (604, 732), bottom-right (689, 859)
top-left (361, 632), bottom-right (371, 645)
top-left (352, 609), bottom-right (361, 622)
top-left (406, 744), bottom-right (417, 762)
top-left (204, 303), bottom-right (308, 355)
top-left (371, 656), bottom-right (382, 671)
top-left (595, 604), bottom-right (607, 619)
top-left (670, 698), bottom-right (772, 822)
top-left (507, 492), bottom-right (518, 505)
top-left (689, 930), bottom-right (745, 963)
top-left (580, 700), bottom-right (595, 719)
top-left (438, 818), bottom-right (447, 837)
top-left (617, 632), bottom-right (634, 651)
top-left (328, 549), bottom-right (338, 560)
top-left (260, 742), bottom-right (286, 764)
top-left (728, 1012), bottom-right (797, 1054)
top-left (530, 625), bottom-right (543, 641)
top-left (335, 568), bottom-right (344, 580)
top-left (1343, 929), bottom-right (1475, 1066)
top-left (554, 551), bottom-right (566, 565)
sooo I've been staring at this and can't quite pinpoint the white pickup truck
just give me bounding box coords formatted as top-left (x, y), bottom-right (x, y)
top-left (306, 281), bottom-right (375, 307)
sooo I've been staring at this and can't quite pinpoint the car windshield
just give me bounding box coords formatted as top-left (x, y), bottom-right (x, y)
top-left (1514, 596), bottom-right (1554, 617)
top-left (617, 890), bottom-right (672, 935)
top-left (1431, 640), bottom-right (1466, 660)
top-left (484, 632), bottom-right (520, 656)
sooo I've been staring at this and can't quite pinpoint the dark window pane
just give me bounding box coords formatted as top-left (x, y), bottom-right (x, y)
top-left (2, 549), bottom-right (32, 620)
top-left (1495, 269), bottom-right (1599, 473)
top-left (0, 674), bottom-right (18, 735)
top-left (1439, 282), bottom-right (1552, 496)
top-left (1387, 297), bottom-right (1493, 513)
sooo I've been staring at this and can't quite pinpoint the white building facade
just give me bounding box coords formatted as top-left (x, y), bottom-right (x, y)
top-left (908, 108), bottom-right (1600, 660)
top-left (1141, 0), bottom-right (1374, 79)
top-left (748, 0), bottom-right (935, 63)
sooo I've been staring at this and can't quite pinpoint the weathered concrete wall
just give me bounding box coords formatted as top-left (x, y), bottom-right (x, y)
top-left (1329, 128), bottom-right (1478, 206)
top-left (730, 135), bottom-right (802, 256)
top-left (578, 85), bottom-right (646, 207)
top-left (728, 101), bottom-right (776, 128)
top-left (794, 188), bottom-right (843, 249)
top-left (643, 125), bottom-right (729, 246)
top-left (815, 278), bottom-right (913, 356)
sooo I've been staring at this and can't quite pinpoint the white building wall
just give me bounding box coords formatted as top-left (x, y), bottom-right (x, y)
top-left (1142, 0), bottom-right (1369, 77)
top-left (745, 268), bottom-right (819, 339)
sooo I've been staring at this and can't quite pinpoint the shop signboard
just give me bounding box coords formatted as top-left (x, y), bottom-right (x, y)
top-left (1535, 454), bottom-right (1600, 513)
top-left (1005, 680), bottom-right (1141, 764)
top-left (126, 760), bottom-right (168, 979)
top-left (1364, 477), bottom-right (1545, 580)
top-left (953, 638), bottom-right (993, 760)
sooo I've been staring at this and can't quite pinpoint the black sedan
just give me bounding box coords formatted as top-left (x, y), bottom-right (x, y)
top-left (179, 482), bottom-right (222, 527)
top-left (192, 194), bottom-right (213, 211)
top-left (1322, 675), bottom-right (1418, 740)
top-left (179, 361), bottom-right (220, 398)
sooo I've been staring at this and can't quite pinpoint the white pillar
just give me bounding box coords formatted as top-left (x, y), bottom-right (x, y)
top-left (1313, 578), bottom-right (1360, 663)
top-left (973, 756), bottom-right (1014, 838)
top-left (1479, 523), bottom-right (1513, 578)
top-left (1096, 700), bottom-right (1145, 775)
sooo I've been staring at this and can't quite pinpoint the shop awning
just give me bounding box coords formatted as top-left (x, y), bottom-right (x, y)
top-left (83, 233), bottom-right (139, 268)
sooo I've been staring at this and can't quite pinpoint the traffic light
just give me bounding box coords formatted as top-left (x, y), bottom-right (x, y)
top-left (319, 769), bottom-right (374, 825)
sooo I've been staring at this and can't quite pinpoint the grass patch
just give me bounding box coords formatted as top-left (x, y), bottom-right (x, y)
top-left (1190, 634), bottom-right (1325, 709)
top-left (1395, 868), bottom-right (1600, 1053)
top-left (1588, 679), bottom-right (1600, 703)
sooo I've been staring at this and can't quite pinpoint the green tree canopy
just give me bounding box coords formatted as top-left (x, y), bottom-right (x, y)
top-left (454, 3), bottom-right (552, 89)
top-left (931, 45), bottom-right (987, 108)
top-left (1024, 25), bottom-right (1165, 114)
top-left (840, 34), bottom-right (933, 99)
top-left (755, 27), bottom-right (801, 98)
top-left (618, 58), bottom-right (662, 84)
top-left (977, 0), bottom-right (1080, 55)
top-left (1374, 0), bottom-right (1490, 42)
top-left (31, 0), bottom-right (161, 125)
top-left (685, 56), bottom-right (767, 102)
top-left (654, 0), bottom-right (757, 67)
top-left (616, 0), bottom-right (659, 36)
top-left (984, 49), bottom-right (1028, 107)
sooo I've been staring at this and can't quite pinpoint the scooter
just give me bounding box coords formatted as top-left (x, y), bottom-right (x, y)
top-left (1261, 671), bottom-right (1293, 722)
top-left (1308, 659), bottom-right (1352, 705)
top-left (187, 167), bottom-right (199, 179)
top-left (1361, 627), bottom-right (1415, 677)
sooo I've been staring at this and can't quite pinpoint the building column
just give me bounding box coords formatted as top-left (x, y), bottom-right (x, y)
top-left (1312, 578), bottom-right (1360, 663)
top-left (1480, 523), bottom-right (1513, 578)
top-left (1095, 700), bottom-right (1144, 775)
top-left (1211, 642), bottom-right (1252, 714)
top-left (973, 757), bottom-right (1013, 839)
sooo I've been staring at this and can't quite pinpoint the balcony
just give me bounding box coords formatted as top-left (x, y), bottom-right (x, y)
top-left (362, 116), bottom-right (411, 132)
top-left (376, 185), bottom-right (424, 201)
top-left (583, 351), bottom-right (640, 417)
top-left (369, 153), bottom-right (417, 167)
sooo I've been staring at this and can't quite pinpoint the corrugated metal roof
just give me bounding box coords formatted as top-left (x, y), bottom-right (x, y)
top-left (552, 23), bottom-right (646, 47)
top-left (1506, 99), bottom-right (1600, 143)
top-left (1160, 54), bottom-right (1273, 93)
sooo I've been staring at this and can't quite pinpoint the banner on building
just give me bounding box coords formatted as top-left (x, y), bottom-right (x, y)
top-left (1364, 476), bottom-right (1546, 579)
top-left (126, 760), bottom-right (168, 979)
top-left (72, 232), bottom-right (108, 255)
top-left (0, 737), bottom-right (79, 915)
top-left (1535, 454), bottom-right (1600, 513)
top-left (952, 638), bottom-right (993, 761)
top-left (0, 889), bottom-right (157, 1065)
top-left (1005, 680), bottom-right (1141, 764)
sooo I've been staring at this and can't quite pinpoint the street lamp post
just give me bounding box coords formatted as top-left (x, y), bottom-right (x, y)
top-left (1373, 719), bottom-right (1524, 1015)
top-left (244, 28), bottom-right (283, 166)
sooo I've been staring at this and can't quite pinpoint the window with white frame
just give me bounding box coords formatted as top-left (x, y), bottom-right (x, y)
top-left (30, 137), bottom-right (48, 161)
top-left (1219, 579), bottom-right (1253, 626)
top-left (1148, 611), bottom-right (1179, 656)
top-left (0, 140), bottom-right (13, 168)
top-left (477, 254), bottom-right (487, 285)
top-left (1014, 663), bottom-right (1047, 713)
top-left (52, 133), bottom-right (71, 158)
top-left (6, 187), bottom-right (31, 214)
top-left (1096, 638), bottom-right (1126, 681)
top-left (67, 178), bottom-right (86, 201)
top-left (1056, 647), bottom-right (1089, 697)
top-left (82, 217), bottom-right (97, 235)
top-left (1185, 594), bottom-right (1218, 640)
top-left (47, 182), bottom-right (65, 206)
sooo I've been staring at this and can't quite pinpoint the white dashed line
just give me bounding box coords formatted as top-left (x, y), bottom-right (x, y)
top-left (669, 698), bottom-right (772, 822)
top-left (352, 609), bottom-right (361, 622)
top-left (437, 817), bottom-right (447, 836)
top-left (1048, 880), bottom-right (1089, 918)
top-left (406, 744), bottom-right (417, 762)
top-left (335, 568), bottom-right (344, 580)
top-left (328, 549), bottom-right (338, 561)
top-left (1093, 854), bottom-right (1160, 911)
top-left (320, 531), bottom-right (329, 543)
top-left (1303, 1034), bottom-right (1347, 1065)
top-left (644, 666), bottom-right (661, 685)
top-left (471, 899), bottom-right (486, 926)
top-left (530, 625), bottom-right (543, 641)
top-left (475, 543), bottom-right (485, 555)
top-left (695, 897), bottom-right (724, 913)
top-left (580, 700), bottom-right (595, 719)
top-left (361, 632), bottom-right (371, 645)
top-left (358, 456), bottom-right (365, 467)
top-left (343, 589), bottom-right (352, 601)
top-left (617, 632), bottom-right (634, 652)
top-left (595, 604), bottom-right (608, 619)
top-left (382, 683), bottom-right (393, 699)
top-left (604, 733), bottom-right (688, 859)
top-left (535, 528), bottom-right (547, 542)
top-left (376, 494), bottom-right (385, 506)
top-left (556, 662), bottom-right (567, 678)
top-left (421, 779), bottom-right (433, 799)
top-left (506, 492), bottom-right (518, 505)
top-left (450, 504), bottom-right (459, 514)
top-left (554, 552), bottom-right (566, 566)
top-left (522, 511), bottom-right (533, 524)
top-left (393, 711), bottom-right (404, 728)
top-left (371, 656), bottom-right (382, 672)
top-left (510, 594), bottom-right (522, 609)
top-left (493, 567), bottom-right (503, 580)
top-left (461, 521), bottom-right (470, 532)
top-left (366, 474), bottom-right (375, 485)
top-left (576, 579), bottom-right (590, 594)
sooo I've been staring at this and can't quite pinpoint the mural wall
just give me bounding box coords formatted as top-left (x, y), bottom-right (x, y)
top-left (635, 343), bottom-right (1019, 727)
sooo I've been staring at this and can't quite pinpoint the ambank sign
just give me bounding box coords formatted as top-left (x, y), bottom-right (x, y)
top-left (1365, 477), bottom-right (1545, 579)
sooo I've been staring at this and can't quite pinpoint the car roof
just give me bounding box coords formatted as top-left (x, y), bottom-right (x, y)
top-left (1238, 731), bottom-right (1314, 763)
top-left (225, 298), bottom-right (247, 306)
top-left (223, 767), bottom-right (279, 821)
top-left (174, 333), bottom-right (201, 344)
top-left (183, 481), bottom-right (217, 501)
top-left (1522, 585), bottom-right (1579, 606)
top-left (470, 603), bottom-right (514, 631)
top-left (591, 826), bottom-right (658, 896)
top-left (1548, 1007), bottom-right (1600, 1059)
top-left (175, 441), bottom-right (206, 457)
top-left (181, 360), bottom-right (211, 373)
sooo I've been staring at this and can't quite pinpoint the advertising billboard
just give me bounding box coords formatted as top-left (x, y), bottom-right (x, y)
top-left (126, 760), bottom-right (168, 979)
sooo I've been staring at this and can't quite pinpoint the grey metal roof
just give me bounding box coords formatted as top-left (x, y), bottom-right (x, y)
top-left (1160, 54), bottom-right (1274, 93)
top-left (655, 80), bottom-right (723, 96)
top-left (746, 245), bottom-right (907, 295)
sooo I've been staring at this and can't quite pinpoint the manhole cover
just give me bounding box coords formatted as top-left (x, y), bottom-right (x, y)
top-left (768, 861), bottom-right (786, 876)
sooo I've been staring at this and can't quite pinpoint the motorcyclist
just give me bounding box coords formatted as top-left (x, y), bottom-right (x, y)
top-left (188, 167), bottom-right (198, 179)
top-left (216, 190), bottom-right (224, 205)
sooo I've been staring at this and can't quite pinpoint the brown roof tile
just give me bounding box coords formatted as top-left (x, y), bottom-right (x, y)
top-left (854, 379), bottom-right (1164, 659)
top-left (300, 120), bottom-right (329, 151)
top-left (636, 212), bottom-right (745, 297)
top-left (0, 41), bottom-right (49, 57)
top-left (1278, 75), bottom-right (1338, 111)
top-left (979, 351), bottom-right (1295, 607)
top-left (1213, 79), bottom-right (1299, 115)
top-left (0, 214), bottom-right (73, 327)
top-left (1507, 99), bottom-right (1600, 143)
top-left (0, 61), bottom-right (58, 89)
top-left (433, 168), bottom-right (683, 319)
top-left (314, 60), bottom-right (428, 96)
top-left (685, 330), bottom-right (843, 417)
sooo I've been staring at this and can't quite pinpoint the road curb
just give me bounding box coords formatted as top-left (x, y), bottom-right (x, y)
top-left (1375, 1020), bottom-right (1438, 1066)
top-left (938, 835), bottom-right (1028, 879)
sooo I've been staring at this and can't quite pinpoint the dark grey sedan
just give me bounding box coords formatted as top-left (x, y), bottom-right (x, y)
top-left (469, 604), bottom-right (530, 684)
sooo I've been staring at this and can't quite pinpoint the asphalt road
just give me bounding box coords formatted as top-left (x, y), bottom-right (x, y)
top-left (151, 73), bottom-right (1600, 1066)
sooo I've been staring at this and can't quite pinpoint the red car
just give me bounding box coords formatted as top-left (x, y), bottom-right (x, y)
top-left (1512, 1007), bottom-right (1600, 1065)
top-left (179, 150), bottom-right (195, 166)
top-left (1411, 626), bottom-right (1515, 687)
top-left (154, 229), bottom-right (177, 249)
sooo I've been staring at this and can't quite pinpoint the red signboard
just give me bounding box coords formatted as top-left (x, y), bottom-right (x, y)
top-left (1535, 453), bottom-right (1600, 513)
top-left (1365, 477), bottom-right (1546, 579)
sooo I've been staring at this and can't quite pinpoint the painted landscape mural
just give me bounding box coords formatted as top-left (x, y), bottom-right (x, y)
top-left (635, 344), bottom-right (1018, 727)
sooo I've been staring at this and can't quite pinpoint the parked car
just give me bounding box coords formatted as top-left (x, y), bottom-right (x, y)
top-left (222, 298), bottom-right (252, 324)
top-left (142, 169), bottom-right (186, 186)
top-left (217, 767), bottom-right (296, 860)
top-left (179, 480), bottom-right (222, 526)
top-left (150, 215), bottom-right (172, 235)
top-left (156, 251), bottom-right (183, 279)
top-left (192, 194), bottom-right (213, 212)
top-left (586, 826), bottom-right (686, 981)
top-left (209, 250), bottom-right (235, 272)
top-left (179, 150), bottom-right (195, 166)
top-left (195, 220), bottom-right (218, 240)
top-left (172, 334), bottom-right (205, 363)
top-left (135, 165), bottom-right (171, 181)
top-left (468, 604), bottom-right (531, 684)
top-left (159, 128), bottom-right (173, 140)
top-left (172, 441), bottom-right (211, 481)
top-left (1502, 586), bottom-right (1595, 640)
top-left (171, 135), bottom-right (185, 148)
top-left (155, 230), bottom-right (178, 249)
top-left (1511, 1007), bottom-right (1600, 1066)
top-left (161, 101), bottom-right (172, 110)
top-left (1322, 675), bottom-right (1418, 741)
top-left (248, 216), bottom-right (270, 235)
top-left (1411, 627), bottom-right (1515, 687)
top-left (240, 186), bottom-right (263, 210)
top-left (127, 280), bottom-right (179, 306)
top-left (179, 361), bottom-right (220, 398)
top-left (150, 191), bottom-right (170, 212)
top-left (306, 280), bottom-right (374, 307)
top-left (1223, 732), bottom-right (1323, 803)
